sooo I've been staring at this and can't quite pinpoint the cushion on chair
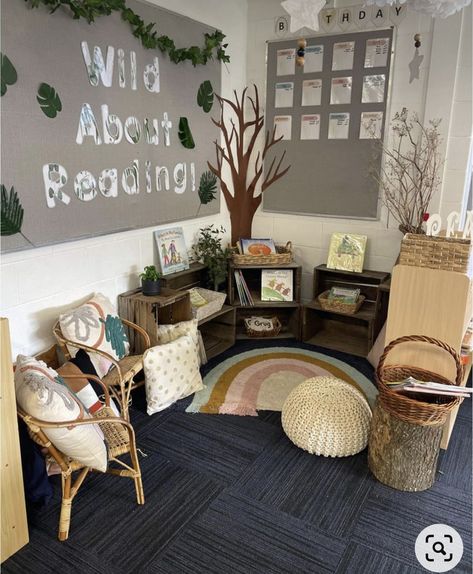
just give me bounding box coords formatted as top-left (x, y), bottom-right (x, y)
top-left (57, 361), bottom-right (119, 416)
top-left (282, 376), bottom-right (372, 457)
top-left (143, 334), bottom-right (204, 415)
top-left (156, 318), bottom-right (207, 365)
top-left (15, 355), bottom-right (107, 472)
top-left (58, 293), bottom-right (130, 378)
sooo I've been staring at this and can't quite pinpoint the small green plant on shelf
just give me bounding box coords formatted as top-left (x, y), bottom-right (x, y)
top-left (193, 225), bottom-right (232, 292)
top-left (139, 265), bottom-right (162, 296)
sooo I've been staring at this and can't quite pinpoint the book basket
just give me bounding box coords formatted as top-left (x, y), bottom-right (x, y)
top-left (376, 335), bottom-right (464, 426)
top-left (232, 242), bottom-right (293, 265)
top-left (318, 291), bottom-right (365, 315)
top-left (399, 234), bottom-right (472, 273)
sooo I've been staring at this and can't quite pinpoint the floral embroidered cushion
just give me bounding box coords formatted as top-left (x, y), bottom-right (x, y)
top-left (15, 355), bottom-right (107, 472)
top-left (144, 334), bottom-right (204, 415)
top-left (59, 293), bottom-right (130, 378)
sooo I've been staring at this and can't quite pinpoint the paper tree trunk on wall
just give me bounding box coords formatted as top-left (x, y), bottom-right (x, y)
top-left (208, 85), bottom-right (290, 245)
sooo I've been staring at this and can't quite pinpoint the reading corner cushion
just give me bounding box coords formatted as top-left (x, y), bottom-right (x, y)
top-left (282, 376), bottom-right (372, 457)
top-left (144, 334), bottom-right (204, 415)
top-left (58, 292), bottom-right (130, 378)
top-left (15, 355), bottom-right (107, 472)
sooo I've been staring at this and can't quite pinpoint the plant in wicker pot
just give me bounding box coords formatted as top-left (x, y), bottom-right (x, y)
top-left (140, 265), bottom-right (162, 296)
top-left (372, 108), bottom-right (442, 235)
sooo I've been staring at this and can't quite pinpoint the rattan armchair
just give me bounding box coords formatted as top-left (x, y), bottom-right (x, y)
top-left (53, 318), bottom-right (151, 420)
top-left (18, 372), bottom-right (144, 541)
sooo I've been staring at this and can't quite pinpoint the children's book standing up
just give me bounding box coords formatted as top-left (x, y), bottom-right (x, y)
top-left (261, 269), bottom-right (293, 301)
top-left (154, 227), bottom-right (190, 275)
top-left (240, 238), bottom-right (276, 256)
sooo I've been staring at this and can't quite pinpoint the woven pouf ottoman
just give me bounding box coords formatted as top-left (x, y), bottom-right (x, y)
top-left (282, 376), bottom-right (372, 457)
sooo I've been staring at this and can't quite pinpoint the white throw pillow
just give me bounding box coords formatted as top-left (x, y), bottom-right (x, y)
top-left (15, 355), bottom-right (107, 472)
top-left (144, 335), bottom-right (204, 415)
top-left (156, 318), bottom-right (207, 365)
top-left (58, 293), bottom-right (130, 378)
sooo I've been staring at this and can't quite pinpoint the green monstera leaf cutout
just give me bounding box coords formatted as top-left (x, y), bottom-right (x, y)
top-left (1, 53), bottom-right (17, 97)
top-left (178, 117), bottom-right (195, 149)
top-left (198, 171), bottom-right (218, 205)
top-left (197, 80), bottom-right (214, 113)
top-left (37, 83), bottom-right (62, 118)
top-left (100, 315), bottom-right (129, 359)
top-left (1, 185), bottom-right (24, 236)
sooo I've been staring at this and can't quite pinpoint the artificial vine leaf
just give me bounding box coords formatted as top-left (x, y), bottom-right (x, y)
top-left (197, 80), bottom-right (214, 113)
top-left (1, 53), bottom-right (17, 97)
top-left (198, 171), bottom-right (217, 205)
top-left (1, 185), bottom-right (24, 236)
top-left (100, 315), bottom-right (129, 359)
top-left (178, 117), bottom-right (195, 149)
top-left (26, 1), bottom-right (230, 66)
top-left (37, 83), bottom-right (62, 118)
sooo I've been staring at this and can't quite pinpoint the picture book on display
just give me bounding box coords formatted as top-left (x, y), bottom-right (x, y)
top-left (154, 227), bottom-right (190, 275)
top-left (239, 238), bottom-right (276, 256)
top-left (327, 233), bottom-right (367, 273)
top-left (261, 269), bottom-right (293, 301)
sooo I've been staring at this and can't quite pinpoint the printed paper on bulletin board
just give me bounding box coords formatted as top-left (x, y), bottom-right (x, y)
top-left (263, 29), bottom-right (393, 220)
top-left (1, 0), bottom-right (221, 252)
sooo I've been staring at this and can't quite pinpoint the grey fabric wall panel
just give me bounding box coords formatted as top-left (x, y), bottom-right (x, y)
top-left (1, 0), bottom-right (221, 252)
top-left (263, 29), bottom-right (393, 219)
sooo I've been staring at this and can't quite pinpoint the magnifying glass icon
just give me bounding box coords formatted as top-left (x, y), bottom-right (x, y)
top-left (433, 541), bottom-right (447, 555)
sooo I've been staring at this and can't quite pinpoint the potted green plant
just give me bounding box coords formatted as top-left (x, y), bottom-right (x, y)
top-left (140, 265), bottom-right (162, 296)
top-left (193, 225), bottom-right (232, 291)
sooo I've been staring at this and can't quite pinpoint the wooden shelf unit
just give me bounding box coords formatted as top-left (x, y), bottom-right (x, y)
top-left (302, 265), bottom-right (390, 357)
top-left (156, 265), bottom-right (236, 359)
top-left (118, 287), bottom-right (192, 354)
top-left (228, 262), bottom-right (302, 340)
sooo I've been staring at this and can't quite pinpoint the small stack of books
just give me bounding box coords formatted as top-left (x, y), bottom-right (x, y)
top-left (234, 270), bottom-right (254, 306)
top-left (327, 286), bottom-right (360, 304)
top-left (387, 376), bottom-right (472, 399)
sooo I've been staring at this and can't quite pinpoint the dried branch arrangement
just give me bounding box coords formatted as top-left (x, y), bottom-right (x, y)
top-left (374, 108), bottom-right (442, 234)
top-left (208, 85), bottom-right (290, 245)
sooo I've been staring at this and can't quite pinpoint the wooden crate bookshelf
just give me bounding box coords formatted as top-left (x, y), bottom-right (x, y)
top-left (228, 262), bottom-right (302, 340)
top-left (302, 265), bottom-right (390, 357)
top-left (160, 262), bottom-right (207, 291)
top-left (118, 287), bottom-right (192, 354)
top-left (157, 265), bottom-right (236, 359)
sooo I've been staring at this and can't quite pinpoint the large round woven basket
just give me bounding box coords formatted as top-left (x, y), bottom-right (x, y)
top-left (281, 377), bottom-right (372, 457)
top-left (376, 335), bottom-right (463, 426)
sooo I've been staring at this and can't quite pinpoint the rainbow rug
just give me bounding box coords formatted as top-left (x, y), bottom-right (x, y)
top-left (186, 344), bottom-right (377, 416)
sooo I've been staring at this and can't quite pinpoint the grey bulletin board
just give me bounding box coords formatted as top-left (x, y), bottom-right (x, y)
top-left (263, 29), bottom-right (393, 219)
top-left (1, 0), bottom-right (221, 252)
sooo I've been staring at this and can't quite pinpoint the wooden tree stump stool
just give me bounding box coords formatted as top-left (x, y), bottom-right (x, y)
top-left (368, 399), bottom-right (443, 491)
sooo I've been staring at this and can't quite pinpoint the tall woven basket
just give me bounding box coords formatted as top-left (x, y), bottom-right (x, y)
top-left (376, 335), bottom-right (463, 426)
top-left (369, 335), bottom-right (464, 491)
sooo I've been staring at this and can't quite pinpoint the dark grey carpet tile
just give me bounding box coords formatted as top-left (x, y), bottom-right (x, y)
top-left (138, 412), bottom-right (283, 485)
top-left (236, 434), bottom-right (372, 537)
top-left (2, 530), bottom-right (117, 574)
top-left (352, 480), bottom-right (472, 571)
top-left (437, 416), bottom-right (472, 493)
top-left (257, 410), bottom-right (282, 426)
top-left (65, 454), bottom-right (223, 572)
top-left (335, 542), bottom-right (425, 574)
top-left (152, 489), bottom-right (346, 574)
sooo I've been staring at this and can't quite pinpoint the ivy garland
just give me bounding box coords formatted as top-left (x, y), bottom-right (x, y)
top-left (25, 0), bottom-right (230, 66)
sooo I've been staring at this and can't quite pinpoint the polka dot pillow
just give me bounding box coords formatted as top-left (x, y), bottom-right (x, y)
top-left (143, 334), bottom-right (204, 415)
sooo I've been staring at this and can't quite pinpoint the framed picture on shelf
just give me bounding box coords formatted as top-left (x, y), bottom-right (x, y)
top-left (327, 233), bottom-right (367, 273)
top-left (261, 269), bottom-right (293, 301)
top-left (240, 238), bottom-right (276, 255)
top-left (154, 227), bottom-right (190, 275)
